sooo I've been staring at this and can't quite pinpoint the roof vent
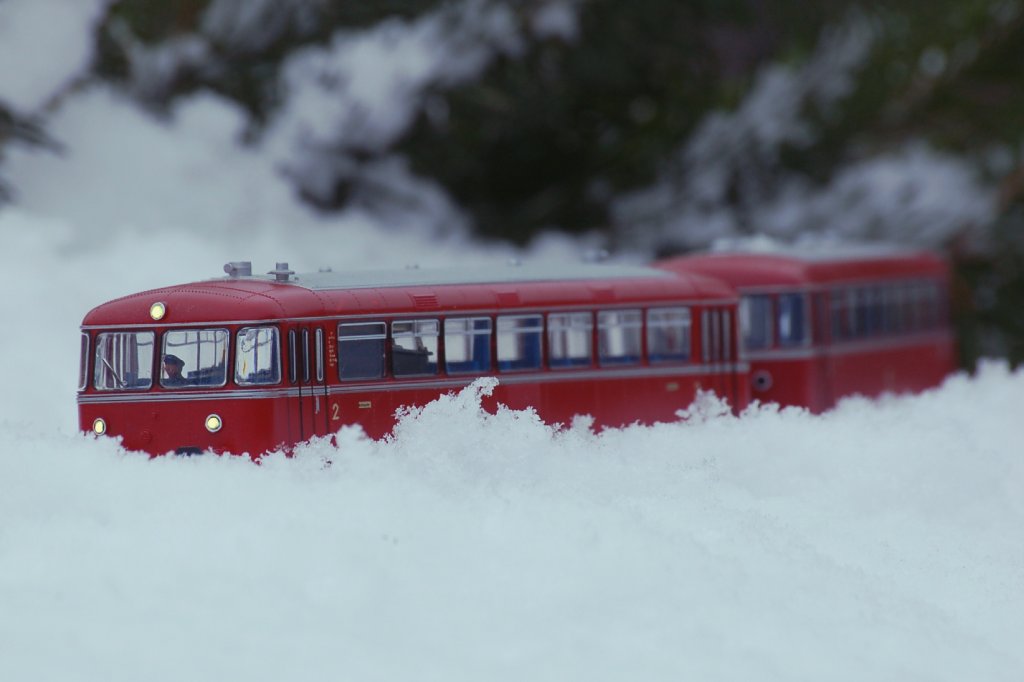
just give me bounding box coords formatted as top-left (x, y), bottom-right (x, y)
top-left (413, 294), bottom-right (439, 309)
top-left (224, 261), bottom-right (252, 277)
top-left (268, 262), bottom-right (295, 282)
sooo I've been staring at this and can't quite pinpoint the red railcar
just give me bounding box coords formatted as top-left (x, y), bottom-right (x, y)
top-left (656, 247), bottom-right (956, 412)
top-left (78, 262), bottom-right (746, 456)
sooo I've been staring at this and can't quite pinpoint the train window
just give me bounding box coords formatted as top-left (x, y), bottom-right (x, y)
top-left (497, 315), bottom-right (543, 372)
top-left (597, 310), bottom-right (642, 366)
top-left (392, 319), bottom-right (439, 377)
top-left (846, 289), bottom-right (863, 338)
top-left (867, 287), bottom-right (885, 335)
top-left (444, 317), bottom-right (492, 375)
top-left (302, 330), bottom-right (311, 383)
top-left (338, 322), bottom-right (386, 380)
top-left (855, 288), bottom-right (870, 336)
top-left (777, 294), bottom-right (807, 347)
top-left (161, 329), bottom-right (229, 388)
top-left (288, 330), bottom-right (298, 384)
top-left (881, 286), bottom-right (901, 333)
top-left (646, 307), bottom-right (690, 362)
top-left (861, 287), bottom-right (881, 336)
top-left (897, 284), bottom-right (914, 331)
top-left (906, 283), bottom-right (926, 330)
top-left (830, 290), bottom-right (847, 340)
top-left (919, 282), bottom-right (940, 329)
top-left (315, 329), bottom-right (324, 382)
top-left (701, 310), bottom-right (710, 362)
top-left (78, 333), bottom-right (89, 391)
top-left (739, 295), bottom-right (773, 350)
top-left (235, 327), bottom-right (281, 385)
top-left (94, 331), bottom-right (155, 391)
top-left (722, 310), bottom-right (732, 361)
top-left (702, 309), bottom-right (719, 362)
top-left (548, 312), bottom-right (592, 369)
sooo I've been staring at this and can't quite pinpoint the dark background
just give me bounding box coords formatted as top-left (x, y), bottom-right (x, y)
top-left (4, 0), bottom-right (1021, 367)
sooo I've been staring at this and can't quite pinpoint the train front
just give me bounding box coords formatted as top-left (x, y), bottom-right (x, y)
top-left (77, 271), bottom-right (308, 457)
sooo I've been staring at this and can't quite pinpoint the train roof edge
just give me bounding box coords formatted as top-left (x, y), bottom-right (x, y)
top-left (80, 260), bottom-right (737, 328)
top-left (656, 243), bottom-right (948, 288)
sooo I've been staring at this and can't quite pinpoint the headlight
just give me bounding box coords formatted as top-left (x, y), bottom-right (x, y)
top-left (92, 418), bottom-right (107, 435)
top-left (149, 301), bottom-right (167, 320)
top-left (205, 414), bottom-right (222, 433)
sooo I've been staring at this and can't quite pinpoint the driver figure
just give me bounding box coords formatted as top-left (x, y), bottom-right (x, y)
top-left (162, 354), bottom-right (188, 387)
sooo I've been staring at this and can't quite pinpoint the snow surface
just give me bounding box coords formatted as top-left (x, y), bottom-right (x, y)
top-left (1, 5), bottom-right (1023, 681)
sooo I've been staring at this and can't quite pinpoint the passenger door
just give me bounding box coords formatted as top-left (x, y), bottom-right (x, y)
top-left (701, 307), bottom-right (738, 409)
top-left (288, 325), bottom-right (330, 443)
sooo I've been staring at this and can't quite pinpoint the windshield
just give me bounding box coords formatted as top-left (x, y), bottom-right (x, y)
top-left (161, 329), bottom-right (230, 388)
top-left (94, 331), bottom-right (155, 390)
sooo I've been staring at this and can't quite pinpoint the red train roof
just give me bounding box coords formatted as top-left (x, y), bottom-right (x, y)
top-left (656, 246), bottom-right (948, 289)
top-left (82, 262), bottom-right (736, 328)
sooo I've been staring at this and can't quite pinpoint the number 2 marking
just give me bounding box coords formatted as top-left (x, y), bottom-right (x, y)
top-left (331, 403), bottom-right (340, 421)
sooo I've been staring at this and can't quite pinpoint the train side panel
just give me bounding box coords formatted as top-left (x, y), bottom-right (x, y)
top-left (825, 332), bottom-right (955, 406)
top-left (79, 392), bottom-right (291, 456)
top-left (746, 354), bottom-right (825, 412)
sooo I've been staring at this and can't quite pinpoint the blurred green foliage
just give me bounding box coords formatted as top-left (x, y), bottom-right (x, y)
top-left (954, 210), bottom-right (1024, 368)
top-left (401, 0), bottom-right (855, 239)
top-left (90, 0), bottom-right (1023, 366)
top-left (0, 106), bottom-right (58, 203)
top-left (99, 0), bottom-right (440, 120)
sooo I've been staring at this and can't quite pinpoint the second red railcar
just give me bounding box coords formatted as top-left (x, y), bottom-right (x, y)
top-left (657, 247), bottom-right (955, 412)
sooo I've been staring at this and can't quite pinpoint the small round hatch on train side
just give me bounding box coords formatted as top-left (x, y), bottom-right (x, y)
top-left (752, 370), bottom-right (773, 392)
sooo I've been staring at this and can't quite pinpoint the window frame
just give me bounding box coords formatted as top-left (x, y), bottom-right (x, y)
top-left (79, 333), bottom-right (90, 391)
top-left (160, 327), bottom-right (231, 389)
top-left (547, 312), bottom-right (593, 370)
top-left (288, 329), bottom-right (298, 384)
top-left (337, 321), bottom-right (387, 381)
top-left (496, 314), bottom-right (544, 373)
top-left (776, 293), bottom-right (809, 348)
top-left (646, 307), bottom-right (691, 364)
top-left (918, 281), bottom-right (940, 329)
top-left (597, 309), bottom-right (643, 367)
top-left (315, 328), bottom-right (325, 382)
top-left (93, 330), bottom-right (156, 391)
top-left (302, 329), bottom-right (311, 383)
top-left (234, 326), bottom-right (282, 386)
top-left (444, 317), bottom-right (493, 375)
top-left (739, 294), bottom-right (774, 351)
top-left (391, 319), bottom-right (440, 378)
top-left (829, 289), bottom-right (847, 341)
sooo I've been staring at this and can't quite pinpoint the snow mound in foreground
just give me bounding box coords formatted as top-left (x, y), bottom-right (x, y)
top-left (1, 364), bottom-right (1022, 682)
